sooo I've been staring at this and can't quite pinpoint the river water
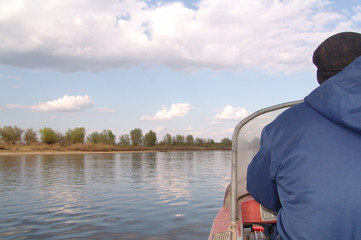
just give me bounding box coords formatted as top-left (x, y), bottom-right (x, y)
top-left (0, 151), bottom-right (231, 240)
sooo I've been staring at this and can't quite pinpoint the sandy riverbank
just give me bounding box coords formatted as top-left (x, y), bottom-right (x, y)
top-left (0, 143), bottom-right (231, 156)
top-left (0, 150), bottom-right (171, 156)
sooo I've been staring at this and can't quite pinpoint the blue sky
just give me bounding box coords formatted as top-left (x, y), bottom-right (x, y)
top-left (1, 0), bottom-right (361, 142)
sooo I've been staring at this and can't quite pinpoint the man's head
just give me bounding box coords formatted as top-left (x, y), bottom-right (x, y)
top-left (313, 32), bottom-right (361, 84)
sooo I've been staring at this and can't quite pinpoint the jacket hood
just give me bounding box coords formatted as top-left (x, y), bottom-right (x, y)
top-left (305, 56), bottom-right (361, 134)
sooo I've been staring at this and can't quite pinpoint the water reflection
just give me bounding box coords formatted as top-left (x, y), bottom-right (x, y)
top-left (0, 151), bottom-right (231, 240)
top-left (156, 152), bottom-right (192, 205)
top-left (0, 156), bottom-right (23, 188)
top-left (85, 155), bottom-right (116, 184)
top-left (145, 152), bottom-right (157, 170)
top-left (38, 155), bottom-right (84, 188)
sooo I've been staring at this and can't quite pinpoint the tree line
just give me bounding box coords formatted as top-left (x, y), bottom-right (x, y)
top-left (0, 125), bottom-right (232, 148)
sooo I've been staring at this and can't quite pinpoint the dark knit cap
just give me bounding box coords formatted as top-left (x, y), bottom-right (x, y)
top-left (313, 32), bottom-right (361, 84)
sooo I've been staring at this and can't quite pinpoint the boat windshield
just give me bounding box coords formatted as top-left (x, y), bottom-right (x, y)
top-left (236, 106), bottom-right (294, 200)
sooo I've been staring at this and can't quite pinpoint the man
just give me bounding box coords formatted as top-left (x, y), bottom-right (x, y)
top-left (247, 32), bottom-right (361, 239)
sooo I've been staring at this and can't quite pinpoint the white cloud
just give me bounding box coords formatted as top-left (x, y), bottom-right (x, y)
top-left (32, 95), bottom-right (94, 112)
top-left (0, 74), bottom-right (21, 80)
top-left (5, 104), bottom-right (24, 109)
top-left (141, 103), bottom-right (195, 120)
top-left (4, 104), bottom-right (28, 109)
top-left (208, 120), bottom-right (222, 125)
top-left (212, 128), bottom-right (234, 136)
top-left (155, 125), bottom-right (168, 132)
top-left (188, 131), bottom-right (206, 138)
top-left (2, 95), bottom-right (95, 112)
top-left (215, 105), bottom-right (250, 120)
top-left (0, 0), bottom-right (359, 73)
top-left (208, 128), bottom-right (234, 140)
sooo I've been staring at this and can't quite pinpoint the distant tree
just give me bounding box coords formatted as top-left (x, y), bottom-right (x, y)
top-left (87, 129), bottom-right (115, 145)
top-left (65, 127), bottom-right (86, 145)
top-left (173, 134), bottom-right (185, 145)
top-left (87, 131), bottom-right (101, 144)
top-left (130, 128), bottom-right (143, 146)
top-left (144, 130), bottom-right (157, 147)
top-left (57, 131), bottom-right (66, 146)
top-left (0, 126), bottom-right (23, 144)
top-left (24, 128), bottom-right (38, 144)
top-left (195, 137), bottom-right (205, 146)
top-left (220, 137), bottom-right (232, 147)
top-left (207, 138), bottom-right (216, 145)
top-left (39, 127), bottom-right (58, 144)
top-left (186, 134), bottom-right (194, 145)
top-left (119, 134), bottom-right (131, 146)
top-left (163, 133), bottom-right (172, 146)
top-left (101, 129), bottom-right (116, 145)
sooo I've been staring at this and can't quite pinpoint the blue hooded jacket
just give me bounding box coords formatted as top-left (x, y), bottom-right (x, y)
top-left (247, 56), bottom-right (361, 239)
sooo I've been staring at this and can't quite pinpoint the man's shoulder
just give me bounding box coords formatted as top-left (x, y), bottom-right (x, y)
top-left (270, 102), bottom-right (311, 125)
top-left (278, 101), bottom-right (309, 118)
top-left (264, 101), bottom-right (320, 136)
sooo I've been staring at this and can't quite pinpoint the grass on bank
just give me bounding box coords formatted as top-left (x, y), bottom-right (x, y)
top-left (0, 142), bottom-right (231, 153)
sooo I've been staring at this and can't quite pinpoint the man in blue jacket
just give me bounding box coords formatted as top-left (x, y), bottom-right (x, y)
top-left (247, 32), bottom-right (361, 239)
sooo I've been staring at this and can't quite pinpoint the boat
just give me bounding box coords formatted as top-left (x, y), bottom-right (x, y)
top-left (209, 100), bottom-right (303, 240)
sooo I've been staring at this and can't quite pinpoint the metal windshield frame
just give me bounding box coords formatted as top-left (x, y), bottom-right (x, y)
top-left (230, 100), bottom-right (303, 238)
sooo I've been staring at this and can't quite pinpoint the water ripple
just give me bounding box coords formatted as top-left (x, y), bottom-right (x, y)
top-left (0, 151), bottom-right (231, 240)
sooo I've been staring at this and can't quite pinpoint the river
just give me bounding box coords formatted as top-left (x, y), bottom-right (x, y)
top-left (0, 151), bottom-right (231, 240)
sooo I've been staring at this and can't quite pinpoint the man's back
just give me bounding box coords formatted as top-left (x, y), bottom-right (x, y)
top-left (247, 56), bottom-right (361, 239)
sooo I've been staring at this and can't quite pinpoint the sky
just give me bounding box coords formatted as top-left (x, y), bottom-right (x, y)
top-left (1, 0), bottom-right (361, 142)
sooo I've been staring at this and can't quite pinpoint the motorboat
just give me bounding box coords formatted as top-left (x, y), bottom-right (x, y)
top-left (209, 100), bottom-right (303, 240)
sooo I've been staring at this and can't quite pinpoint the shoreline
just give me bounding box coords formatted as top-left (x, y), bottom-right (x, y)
top-left (0, 151), bottom-right (155, 156)
top-left (0, 142), bottom-right (231, 156)
top-left (0, 149), bottom-right (230, 156)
